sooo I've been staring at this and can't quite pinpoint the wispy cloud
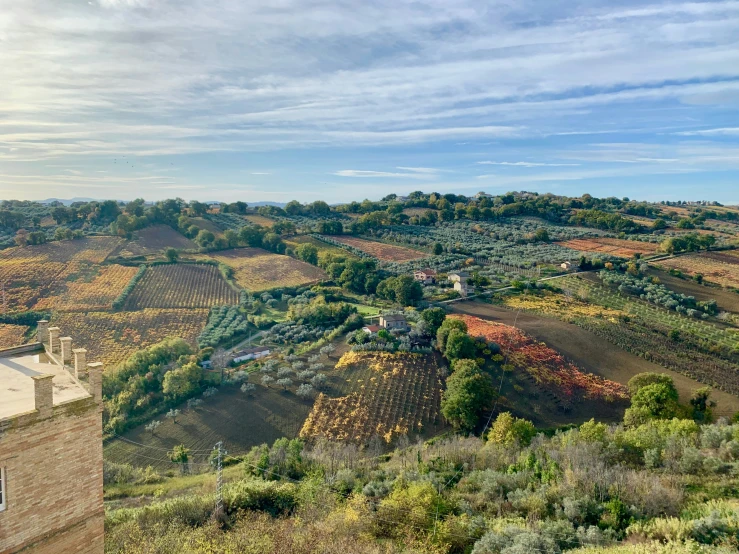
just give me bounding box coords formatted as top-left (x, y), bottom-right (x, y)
top-left (476, 161), bottom-right (581, 167)
top-left (334, 170), bottom-right (431, 179)
top-left (674, 127), bottom-right (739, 136)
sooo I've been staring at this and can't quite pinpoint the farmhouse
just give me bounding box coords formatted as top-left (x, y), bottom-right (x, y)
top-left (448, 271), bottom-right (469, 284)
top-left (362, 325), bottom-right (381, 335)
top-left (379, 314), bottom-right (408, 331)
top-left (413, 268), bottom-right (437, 285)
top-left (454, 280), bottom-right (474, 298)
top-left (0, 321), bottom-right (104, 554)
top-left (474, 192), bottom-right (493, 199)
top-left (561, 261), bottom-right (577, 270)
top-left (232, 346), bottom-right (271, 364)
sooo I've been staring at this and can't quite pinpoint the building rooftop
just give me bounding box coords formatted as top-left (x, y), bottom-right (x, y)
top-left (381, 314), bottom-right (406, 321)
top-left (0, 351), bottom-right (90, 420)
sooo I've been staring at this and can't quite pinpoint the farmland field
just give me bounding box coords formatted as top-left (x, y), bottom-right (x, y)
top-left (208, 248), bottom-right (327, 292)
top-left (300, 351), bottom-right (446, 444)
top-left (124, 264), bottom-right (239, 309)
top-left (284, 235), bottom-right (358, 259)
top-left (0, 237), bottom-right (124, 311)
top-left (0, 324), bottom-right (29, 348)
top-left (51, 308), bottom-right (209, 368)
top-left (326, 235), bottom-right (426, 262)
top-left (104, 386), bottom-right (313, 470)
top-left (644, 268), bottom-right (739, 313)
top-left (116, 225), bottom-right (196, 257)
top-left (654, 252), bottom-right (739, 288)
top-left (557, 237), bottom-right (659, 257)
top-left (244, 214), bottom-right (275, 228)
top-left (450, 302), bottom-right (739, 417)
top-left (452, 314), bottom-right (629, 405)
top-left (34, 264), bottom-right (139, 311)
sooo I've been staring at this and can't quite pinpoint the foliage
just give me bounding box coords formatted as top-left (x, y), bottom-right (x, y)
top-left (198, 305), bottom-right (249, 348)
top-left (487, 412), bottom-right (536, 447)
top-left (441, 359), bottom-right (494, 433)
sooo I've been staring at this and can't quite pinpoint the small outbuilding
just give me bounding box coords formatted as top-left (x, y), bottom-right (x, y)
top-left (362, 325), bottom-right (381, 335)
top-left (232, 346), bottom-right (271, 364)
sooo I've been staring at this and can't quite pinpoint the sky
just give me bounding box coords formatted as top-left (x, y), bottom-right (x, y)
top-left (1, 0), bottom-right (738, 204)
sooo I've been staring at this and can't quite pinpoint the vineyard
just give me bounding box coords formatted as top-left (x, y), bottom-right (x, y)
top-left (123, 264), bottom-right (239, 309)
top-left (33, 264), bottom-right (139, 311)
top-left (325, 236), bottom-right (426, 262)
top-left (0, 324), bottom-right (29, 348)
top-left (503, 280), bottom-right (739, 398)
top-left (208, 248), bottom-right (327, 292)
top-left (51, 308), bottom-right (209, 368)
top-left (452, 315), bottom-right (629, 405)
top-left (557, 237), bottom-right (659, 258)
top-left (300, 351), bottom-right (446, 443)
top-left (0, 237), bottom-right (124, 311)
top-left (116, 225), bottom-right (196, 257)
top-left (654, 252), bottom-right (739, 288)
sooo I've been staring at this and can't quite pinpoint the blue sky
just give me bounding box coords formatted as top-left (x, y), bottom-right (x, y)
top-left (1, 0), bottom-right (738, 204)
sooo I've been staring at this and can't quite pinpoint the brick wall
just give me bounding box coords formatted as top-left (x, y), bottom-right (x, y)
top-left (0, 400), bottom-right (103, 554)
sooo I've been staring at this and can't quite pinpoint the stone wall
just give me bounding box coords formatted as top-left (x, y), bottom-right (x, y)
top-left (0, 399), bottom-right (104, 554)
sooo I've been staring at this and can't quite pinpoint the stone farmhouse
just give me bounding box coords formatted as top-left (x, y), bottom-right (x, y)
top-left (0, 321), bottom-right (104, 554)
top-left (379, 314), bottom-right (408, 331)
top-left (412, 268), bottom-right (437, 285)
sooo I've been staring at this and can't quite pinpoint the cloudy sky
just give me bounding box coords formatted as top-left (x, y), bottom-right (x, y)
top-left (1, 0), bottom-right (738, 203)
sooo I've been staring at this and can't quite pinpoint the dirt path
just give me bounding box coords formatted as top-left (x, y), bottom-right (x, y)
top-left (450, 302), bottom-right (739, 417)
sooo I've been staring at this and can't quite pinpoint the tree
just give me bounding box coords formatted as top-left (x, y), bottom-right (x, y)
top-left (690, 387), bottom-right (715, 423)
top-left (168, 444), bottom-right (190, 474)
top-left (295, 243), bottom-right (319, 265)
top-left (195, 229), bottom-right (216, 247)
top-left (320, 343), bottom-right (336, 358)
top-left (444, 329), bottom-right (477, 362)
top-left (433, 242), bottom-right (444, 255)
top-left (296, 383), bottom-right (313, 398)
top-left (487, 412), bottom-right (536, 446)
top-left (241, 382), bottom-right (256, 395)
top-left (652, 218), bottom-right (668, 230)
top-left (421, 307), bottom-right (446, 336)
top-left (624, 381), bottom-right (680, 426)
top-left (261, 375), bottom-right (274, 388)
top-left (162, 362), bottom-right (203, 399)
top-left (436, 318), bottom-right (468, 352)
top-left (165, 248), bottom-right (179, 262)
top-left (145, 420), bottom-right (161, 435)
top-left (311, 373), bottom-right (328, 390)
top-left (276, 377), bottom-right (293, 390)
top-left (166, 408), bottom-right (180, 424)
top-left (441, 359), bottom-right (494, 433)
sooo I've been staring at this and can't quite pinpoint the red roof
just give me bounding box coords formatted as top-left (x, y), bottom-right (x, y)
top-left (363, 325), bottom-right (381, 333)
top-left (415, 269), bottom-right (437, 276)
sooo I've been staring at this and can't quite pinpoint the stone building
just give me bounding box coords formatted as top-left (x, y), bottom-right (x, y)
top-left (0, 321), bottom-right (104, 554)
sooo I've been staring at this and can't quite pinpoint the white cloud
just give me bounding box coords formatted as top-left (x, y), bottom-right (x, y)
top-left (674, 127), bottom-right (739, 136)
top-left (476, 161), bottom-right (581, 167)
top-left (334, 170), bottom-right (431, 179)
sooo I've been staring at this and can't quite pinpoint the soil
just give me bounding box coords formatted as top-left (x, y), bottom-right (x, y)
top-left (646, 268), bottom-right (739, 313)
top-left (449, 301), bottom-right (739, 418)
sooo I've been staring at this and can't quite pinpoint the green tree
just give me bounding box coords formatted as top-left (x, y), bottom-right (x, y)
top-left (444, 329), bottom-right (477, 362)
top-left (436, 318), bottom-right (467, 352)
top-left (624, 382), bottom-right (680, 426)
top-left (488, 412), bottom-right (536, 446)
top-left (433, 242), bottom-right (444, 255)
top-left (195, 229), bottom-right (215, 247)
top-left (421, 307), bottom-right (446, 336)
top-left (162, 362), bottom-right (203, 399)
top-left (441, 359), bottom-right (494, 433)
top-left (165, 248), bottom-right (179, 262)
top-left (295, 243), bottom-right (319, 265)
top-left (168, 444), bottom-right (190, 474)
top-left (690, 386), bottom-right (715, 423)
top-left (393, 275), bottom-right (423, 306)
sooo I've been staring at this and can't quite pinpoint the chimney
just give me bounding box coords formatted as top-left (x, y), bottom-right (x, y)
top-left (60, 337), bottom-right (72, 364)
top-left (87, 362), bottom-right (104, 404)
top-left (37, 320), bottom-right (49, 345)
top-left (73, 349), bottom-right (87, 379)
top-left (33, 374), bottom-right (54, 419)
top-left (48, 326), bottom-right (61, 354)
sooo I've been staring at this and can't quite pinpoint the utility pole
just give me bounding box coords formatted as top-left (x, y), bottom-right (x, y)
top-left (214, 441), bottom-right (224, 519)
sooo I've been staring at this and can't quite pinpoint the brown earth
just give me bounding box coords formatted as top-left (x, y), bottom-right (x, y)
top-left (646, 268), bottom-right (739, 313)
top-left (449, 301), bottom-right (739, 417)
